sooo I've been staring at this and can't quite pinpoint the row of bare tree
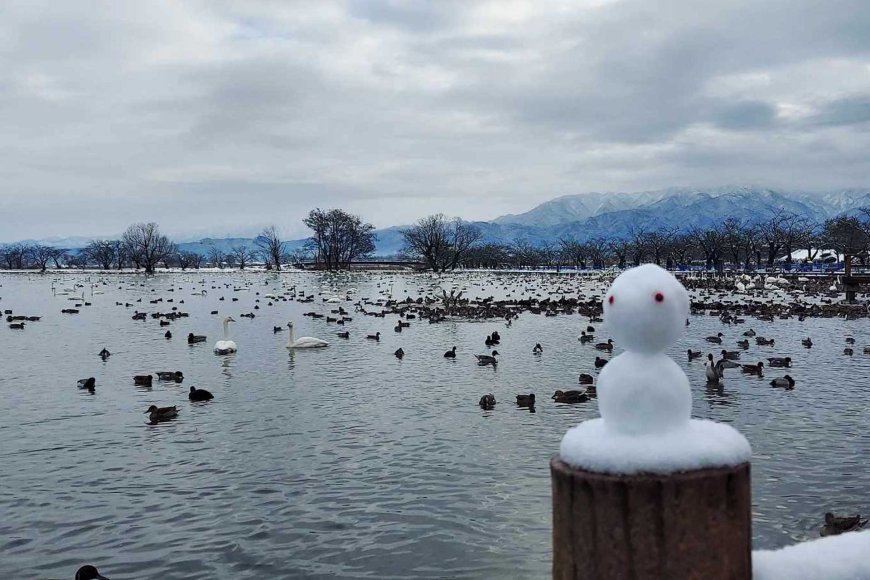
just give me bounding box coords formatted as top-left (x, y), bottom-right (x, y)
top-left (401, 209), bottom-right (870, 272)
top-left (5, 208), bottom-right (870, 273)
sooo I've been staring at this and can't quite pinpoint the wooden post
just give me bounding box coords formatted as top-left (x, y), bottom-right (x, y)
top-left (551, 458), bottom-right (752, 580)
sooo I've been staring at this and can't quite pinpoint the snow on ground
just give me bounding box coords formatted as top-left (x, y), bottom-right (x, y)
top-left (753, 531), bottom-right (870, 580)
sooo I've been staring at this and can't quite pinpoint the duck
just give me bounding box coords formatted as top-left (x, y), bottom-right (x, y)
top-left (769, 375), bottom-right (795, 389)
top-left (444, 346), bottom-right (457, 358)
top-left (595, 338), bottom-right (614, 351)
top-left (756, 337), bottom-right (775, 346)
top-left (336, 331), bottom-right (350, 339)
top-left (515, 393), bottom-right (535, 407)
top-left (767, 357), bottom-right (792, 367)
top-left (394, 324), bottom-right (402, 333)
top-left (802, 337), bottom-right (813, 348)
top-left (552, 390), bottom-right (588, 403)
top-left (578, 331), bottom-right (593, 343)
top-left (145, 405), bottom-right (178, 424)
top-left (164, 330), bottom-right (172, 339)
top-left (844, 347), bottom-right (854, 356)
top-left (156, 371), bottom-right (184, 383)
top-left (742, 329), bottom-right (756, 337)
top-left (273, 326), bottom-right (284, 333)
top-left (366, 332), bottom-right (381, 341)
top-left (394, 348), bottom-right (405, 359)
top-left (705, 333), bottom-right (724, 344)
top-left (479, 394), bottom-right (496, 410)
top-left (491, 331), bottom-right (501, 344)
top-left (77, 377), bottom-right (96, 392)
top-left (594, 356), bottom-right (608, 369)
top-left (532, 343), bottom-right (543, 353)
top-left (484, 335), bottom-right (493, 347)
top-left (98, 348), bottom-right (111, 359)
top-left (687, 349), bottom-right (702, 361)
top-left (187, 333), bottom-right (207, 344)
top-left (736, 339), bottom-right (750, 349)
top-left (740, 362), bottom-right (764, 376)
top-left (820, 512), bottom-right (867, 536)
top-left (188, 386), bottom-right (214, 401)
top-left (845, 337), bottom-right (856, 344)
top-left (705, 354), bottom-right (722, 383)
top-left (578, 373), bottom-right (594, 385)
top-left (475, 351), bottom-right (499, 365)
top-left (720, 349), bottom-right (740, 360)
top-left (8, 321), bottom-right (24, 329)
top-left (133, 374), bottom-right (153, 386)
top-left (75, 565), bottom-right (110, 580)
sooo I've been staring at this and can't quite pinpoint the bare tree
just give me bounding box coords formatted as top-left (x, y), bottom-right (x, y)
top-left (822, 216), bottom-right (868, 262)
top-left (559, 236), bottom-right (588, 269)
top-left (31, 245), bottom-right (54, 272)
top-left (84, 240), bottom-right (117, 270)
top-left (400, 214), bottom-right (482, 272)
top-left (207, 245), bottom-right (226, 268)
top-left (689, 226), bottom-right (725, 271)
top-left (176, 251), bottom-right (199, 271)
top-left (230, 245), bottom-right (256, 270)
top-left (628, 226), bottom-right (648, 266)
top-left (304, 208), bottom-right (377, 271)
top-left (608, 239), bottom-right (631, 269)
top-left (587, 237), bottom-right (610, 269)
top-left (256, 225), bottom-right (286, 271)
top-left (122, 222), bottom-right (176, 274)
top-left (646, 228), bottom-right (675, 267)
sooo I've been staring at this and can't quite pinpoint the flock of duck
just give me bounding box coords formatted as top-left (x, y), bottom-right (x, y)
top-left (4, 270), bottom-right (869, 577)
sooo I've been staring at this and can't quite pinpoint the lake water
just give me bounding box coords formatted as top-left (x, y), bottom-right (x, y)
top-left (0, 271), bottom-right (867, 579)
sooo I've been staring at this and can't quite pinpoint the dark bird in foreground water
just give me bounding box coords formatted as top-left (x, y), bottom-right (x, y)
top-left (533, 343), bottom-right (543, 353)
top-left (687, 349), bottom-right (702, 361)
top-left (75, 564), bottom-right (110, 580)
top-left (146, 405), bottom-right (178, 424)
top-left (820, 512), bottom-right (867, 536)
top-left (479, 394), bottom-right (496, 409)
top-left (595, 338), bottom-right (614, 351)
top-left (767, 357), bottom-right (791, 367)
top-left (475, 351), bottom-right (499, 365)
top-left (516, 393), bottom-right (535, 407)
top-left (394, 348), bottom-right (404, 359)
top-left (578, 373), bottom-right (594, 385)
top-left (77, 377), bottom-right (96, 392)
top-left (189, 386), bottom-right (214, 401)
top-left (741, 362), bottom-right (764, 376)
top-left (98, 348), bottom-right (111, 359)
top-left (552, 390), bottom-right (588, 403)
top-left (444, 346), bottom-right (456, 358)
top-left (594, 357), bottom-right (608, 369)
top-left (156, 371), bottom-right (183, 382)
top-left (187, 333), bottom-right (206, 344)
top-left (134, 374), bottom-right (153, 386)
top-left (769, 375), bottom-right (795, 389)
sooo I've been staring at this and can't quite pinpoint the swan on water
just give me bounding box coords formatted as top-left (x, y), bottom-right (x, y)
top-left (286, 321), bottom-right (329, 349)
top-left (214, 316), bottom-right (237, 354)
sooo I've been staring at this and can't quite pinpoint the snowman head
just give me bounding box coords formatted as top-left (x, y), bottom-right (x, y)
top-left (603, 264), bottom-right (689, 354)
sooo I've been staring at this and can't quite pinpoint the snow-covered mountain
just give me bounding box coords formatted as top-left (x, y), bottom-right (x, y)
top-left (7, 187), bottom-right (870, 256)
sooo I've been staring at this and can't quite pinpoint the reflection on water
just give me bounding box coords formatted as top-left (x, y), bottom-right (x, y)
top-left (0, 271), bottom-right (867, 579)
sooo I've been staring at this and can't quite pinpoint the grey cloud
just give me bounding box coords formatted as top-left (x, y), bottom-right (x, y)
top-left (0, 0), bottom-right (869, 241)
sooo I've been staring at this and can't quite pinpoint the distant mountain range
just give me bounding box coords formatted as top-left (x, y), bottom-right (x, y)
top-left (10, 187), bottom-right (870, 256)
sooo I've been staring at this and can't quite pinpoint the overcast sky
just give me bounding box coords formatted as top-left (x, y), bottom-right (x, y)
top-left (2, 0), bottom-right (869, 241)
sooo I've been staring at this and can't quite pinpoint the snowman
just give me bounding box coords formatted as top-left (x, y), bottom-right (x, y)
top-left (560, 264), bottom-right (750, 474)
top-left (598, 263), bottom-right (691, 435)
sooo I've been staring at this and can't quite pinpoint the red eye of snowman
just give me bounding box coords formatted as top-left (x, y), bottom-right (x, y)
top-left (608, 295), bottom-right (614, 305)
top-left (654, 292), bottom-right (664, 302)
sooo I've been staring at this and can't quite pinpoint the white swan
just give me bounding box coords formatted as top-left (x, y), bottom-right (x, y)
top-left (286, 321), bottom-right (328, 349)
top-left (214, 316), bottom-right (237, 354)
